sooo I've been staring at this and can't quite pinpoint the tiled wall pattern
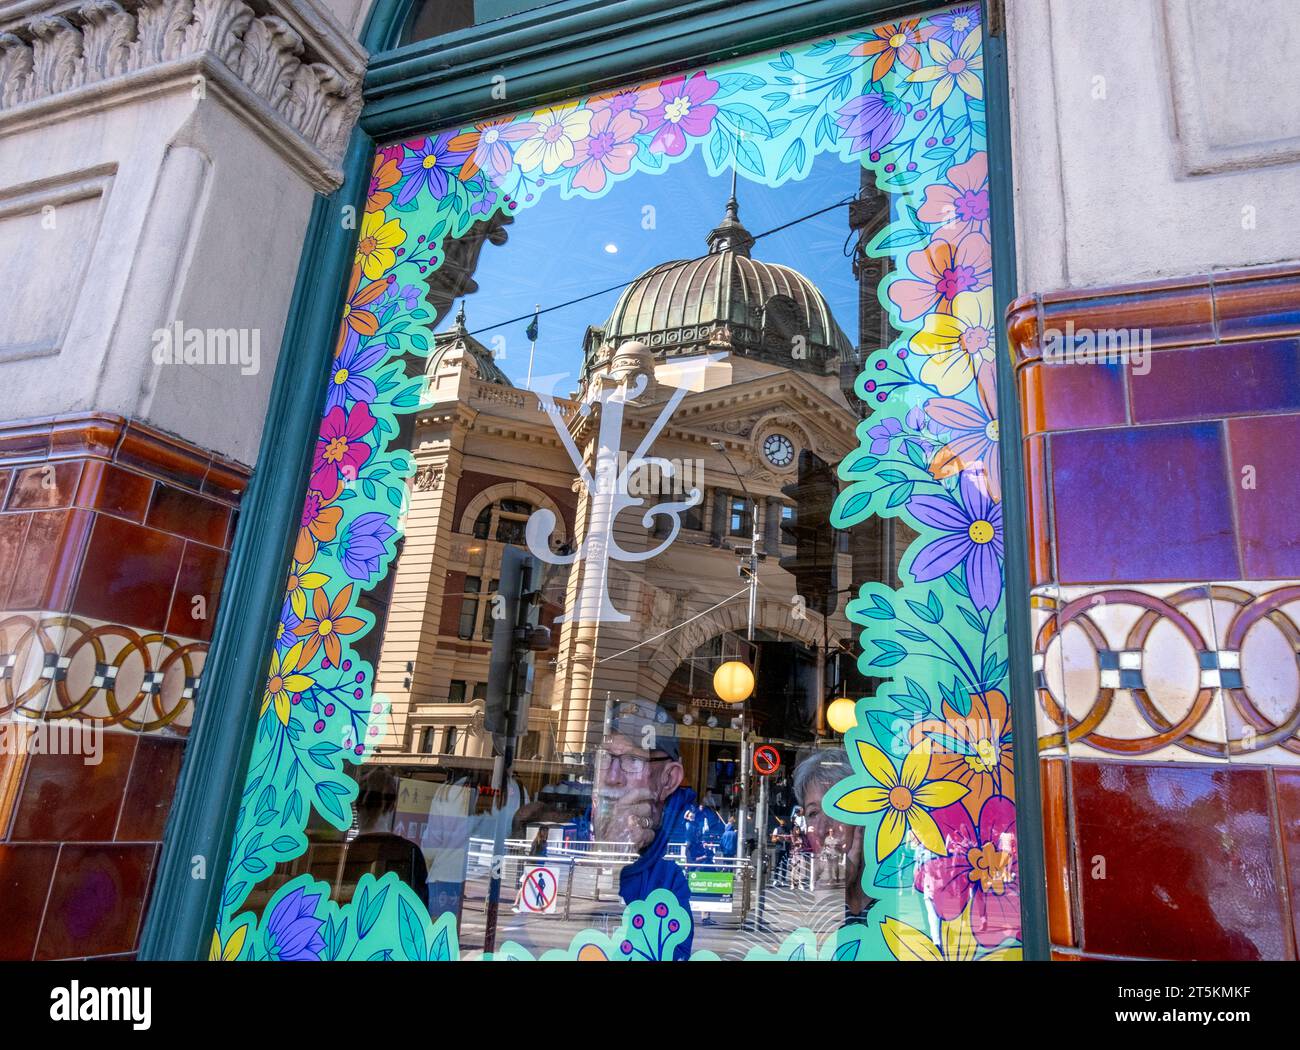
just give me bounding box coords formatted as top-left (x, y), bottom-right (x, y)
top-left (0, 415), bottom-right (246, 960)
top-left (1008, 263), bottom-right (1300, 960)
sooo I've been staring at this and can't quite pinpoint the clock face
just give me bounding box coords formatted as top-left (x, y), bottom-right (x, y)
top-left (763, 433), bottom-right (795, 468)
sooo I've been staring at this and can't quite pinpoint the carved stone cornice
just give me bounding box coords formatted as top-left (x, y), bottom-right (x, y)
top-left (0, 0), bottom-right (365, 186)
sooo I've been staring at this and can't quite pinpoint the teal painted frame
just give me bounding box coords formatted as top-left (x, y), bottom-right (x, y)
top-left (139, 0), bottom-right (1043, 961)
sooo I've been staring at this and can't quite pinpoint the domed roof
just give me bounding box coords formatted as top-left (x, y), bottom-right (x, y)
top-left (430, 303), bottom-right (512, 386)
top-left (588, 195), bottom-right (853, 376)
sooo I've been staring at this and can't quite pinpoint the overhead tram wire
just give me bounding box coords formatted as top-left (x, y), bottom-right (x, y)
top-left (459, 194), bottom-right (860, 342)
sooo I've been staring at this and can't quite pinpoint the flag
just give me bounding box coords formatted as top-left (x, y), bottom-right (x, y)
top-left (525, 308), bottom-right (539, 343)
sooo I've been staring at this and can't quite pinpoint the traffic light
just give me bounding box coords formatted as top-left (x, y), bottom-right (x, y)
top-left (484, 546), bottom-right (550, 748)
top-left (779, 450), bottom-right (839, 617)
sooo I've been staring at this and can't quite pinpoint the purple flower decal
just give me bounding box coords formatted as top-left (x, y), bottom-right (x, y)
top-left (929, 4), bottom-right (980, 47)
top-left (907, 471), bottom-right (1003, 610)
top-left (326, 329), bottom-right (385, 413)
top-left (264, 886), bottom-right (326, 960)
top-left (275, 598), bottom-right (301, 652)
top-left (469, 188), bottom-right (498, 216)
top-left (644, 72), bottom-right (719, 156)
top-left (340, 511), bottom-right (397, 581)
top-left (835, 92), bottom-right (907, 156)
top-left (867, 416), bottom-right (902, 454)
top-left (397, 133), bottom-right (468, 205)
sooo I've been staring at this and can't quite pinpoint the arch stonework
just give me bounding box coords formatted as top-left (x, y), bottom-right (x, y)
top-left (640, 595), bottom-right (847, 701)
top-left (457, 479), bottom-right (569, 544)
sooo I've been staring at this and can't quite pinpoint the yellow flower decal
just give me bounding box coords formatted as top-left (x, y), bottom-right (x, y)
top-left (210, 922), bottom-right (249, 961)
top-left (260, 641), bottom-right (315, 726)
top-left (905, 28), bottom-right (984, 107)
top-left (835, 738), bottom-right (969, 860)
top-left (285, 564), bottom-right (330, 620)
top-left (354, 210), bottom-right (406, 280)
top-left (514, 104), bottom-right (593, 175)
top-left (909, 288), bottom-right (996, 396)
top-left (881, 907), bottom-right (1021, 962)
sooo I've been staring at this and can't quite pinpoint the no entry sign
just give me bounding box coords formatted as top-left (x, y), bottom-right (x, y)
top-left (752, 744), bottom-right (781, 776)
top-left (519, 865), bottom-right (559, 913)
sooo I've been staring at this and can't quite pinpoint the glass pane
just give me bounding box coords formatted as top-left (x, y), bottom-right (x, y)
top-left (401, 0), bottom-right (695, 44)
top-left (218, 4), bottom-right (1016, 963)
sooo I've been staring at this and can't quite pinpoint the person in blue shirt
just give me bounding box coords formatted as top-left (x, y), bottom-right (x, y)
top-left (592, 698), bottom-right (696, 959)
top-left (719, 816), bottom-right (738, 858)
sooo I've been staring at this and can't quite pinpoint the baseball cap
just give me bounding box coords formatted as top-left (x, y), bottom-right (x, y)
top-left (604, 697), bottom-right (681, 760)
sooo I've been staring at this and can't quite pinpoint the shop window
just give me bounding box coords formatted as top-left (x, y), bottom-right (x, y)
top-left (217, 3), bottom-right (1015, 966)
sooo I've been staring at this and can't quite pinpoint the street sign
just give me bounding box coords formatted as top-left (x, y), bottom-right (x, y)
top-left (519, 865), bottom-right (560, 913)
top-left (687, 869), bottom-right (736, 913)
top-left (753, 744), bottom-right (781, 776)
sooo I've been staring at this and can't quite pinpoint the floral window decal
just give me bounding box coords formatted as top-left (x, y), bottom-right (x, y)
top-left (211, 3), bottom-right (1018, 963)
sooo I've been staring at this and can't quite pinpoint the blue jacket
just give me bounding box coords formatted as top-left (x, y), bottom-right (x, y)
top-left (617, 786), bottom-right (695, 960)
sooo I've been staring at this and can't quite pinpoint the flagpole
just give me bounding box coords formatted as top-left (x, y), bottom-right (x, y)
top-left (525, 303), bottom-right (539, 391)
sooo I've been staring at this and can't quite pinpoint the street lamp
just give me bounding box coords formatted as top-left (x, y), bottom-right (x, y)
top-left (713, 660), bottom-right (755, 704)
top-left (826, 695), bottom-right (858, 734)
top-left (709, 439), bottom-right (767, 907)
top-left (710, 439), bottom-right (761, 642)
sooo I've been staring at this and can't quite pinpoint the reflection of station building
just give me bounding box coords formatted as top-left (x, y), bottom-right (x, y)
top-left (369, 194), bottom-right (880, 806)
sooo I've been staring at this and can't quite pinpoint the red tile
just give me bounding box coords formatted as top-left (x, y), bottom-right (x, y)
top-left (1040, 758), bottom-right (1075, 947)
top-left (146, 483), bottom-right (230, 547)
top-left (1019, 359), bottom-right (1128, 436)
top-left (116, 737), bottom-right (185, 842)
top-left (10, 732), bottom-right (137, 842)
top-left (74, 461), bottom-right (154, 522)
top-left (1072, 760), bottom-right (1289, 960)
top-left (1273, 770), bottom-right (1300, 957)
top-left (1039, 281), bottom-right (1215, 352)
top-left (6, 462), bottom-right (83, 511)
top-left (0, 844), bottom-right (59, 960)
top-left (201, 459), bottom-right (250, 506)
top-left (72, 516), bottom-right (184, 632)
top-left (9, 509), bottom-right (94, 612)
top-left (0, 421), bottom-right (53, 464)
top-left (167, 542), bottom-right (228, 642)
top-left (0, 511), bottom-right (30, 608)
top-left (1213, 268), bottom-right (1300, 341)
top-left (47, 415), bottom-right (121, 462)
top-left (1227, 413), bottom-right (1300, 579)
top-left (1024, 434), bottom-right (1053, 586)
top-left (114, 424), bottom-right (209, 494)
top-left (35, 844), bottom-right (156, 960)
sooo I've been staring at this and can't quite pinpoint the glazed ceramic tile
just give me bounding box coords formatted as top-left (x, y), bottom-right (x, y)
top-left (1035, 584), bottom-right (1229, 763)
top-left (1209, 580), bottom-right (1300, 766)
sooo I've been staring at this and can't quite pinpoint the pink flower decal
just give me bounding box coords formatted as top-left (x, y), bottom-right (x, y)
top-left (644, 72), bottom-right (719, 156)
top-left (889, 232), bottom-right (991, 322)
top-left (915, 795), bottom-right (1019, 947)
top-left (312, 403), bottom-right (375, 495)
top-left (567, 108), bottom-right (641, 193)
top-left (589, 83), bottom-right (663, 129)
top-left (918, 151), bottom-right (990, 242)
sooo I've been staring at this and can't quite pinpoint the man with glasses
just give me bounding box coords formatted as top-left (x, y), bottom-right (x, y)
top-left (592, 698), bottom-right (696, 958)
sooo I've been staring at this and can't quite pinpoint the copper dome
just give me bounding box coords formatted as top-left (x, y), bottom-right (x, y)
top-left (586, 196), bottom-right (853, 376)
